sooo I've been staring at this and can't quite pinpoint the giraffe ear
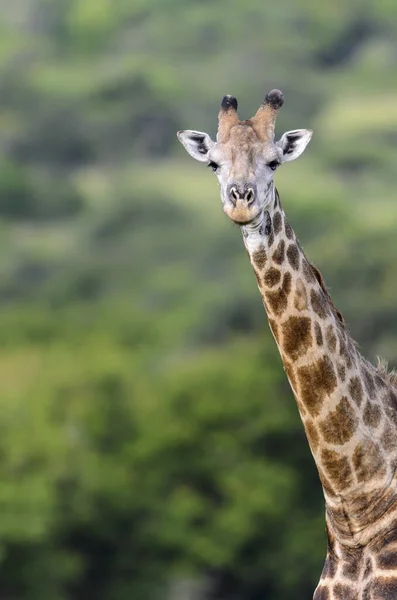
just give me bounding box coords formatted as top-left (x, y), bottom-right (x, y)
top-left (177, 130), bottom-right (215, 162)
top-left (277, 129), bottom-right (313, 163)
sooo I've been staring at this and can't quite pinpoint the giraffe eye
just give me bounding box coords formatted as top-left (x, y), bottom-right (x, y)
top-left (268, 160), bottom-right (280, 171)
top-left (207, 161), bottom-right (219, 172)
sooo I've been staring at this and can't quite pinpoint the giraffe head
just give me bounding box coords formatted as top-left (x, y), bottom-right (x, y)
top-left (177, 90), bottom-right (312, 224)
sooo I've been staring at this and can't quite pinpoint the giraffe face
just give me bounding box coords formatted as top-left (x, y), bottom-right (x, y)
top-left (203, 124), bottom-right (281, 224)
top-left (177, 91), bottom-right (312, 224)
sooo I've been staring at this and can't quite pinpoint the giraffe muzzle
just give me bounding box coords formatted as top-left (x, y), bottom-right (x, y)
top-left (228, 184), bottom-right (256, 207)
top-left (224, 184), bottom-right (261, 224)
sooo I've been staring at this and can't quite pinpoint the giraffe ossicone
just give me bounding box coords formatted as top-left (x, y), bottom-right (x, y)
top-left (177, 91), bottom-right (397, 599)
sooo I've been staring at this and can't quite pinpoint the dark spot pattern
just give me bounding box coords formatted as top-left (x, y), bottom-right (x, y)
top-left (302, 259), bottom-right (316, 283)
top-left (322, 552), bottom-right (337, 578)
top-left (263, 210), bottom-right (272, 236)
top-left (342, 554), bottom-right (360, 580)
top-left (284, 220), bottom-right (294, 239)
top-left (319, 397), bottom-right (357, 444)
top-left (310, 289), bottom-right (329, 319)
top-left (282, 272), bottom-right (292, 294)
top-left (315, 322), bottom-right (323, 346)
top-left (371, 578), bottom-right (397, 598)
top-left (273, 212), bottom-right (282, 235)
top-left (294, 278), bottom-right (308, 311)
top-left (337, 330), bottom-right (353, 368)
top-left (375, 528), bottom-right (397, 551)
top-left (347, 486), bottom-right (392, 527)
top-left (325, 325), bottom-right (337, 352)
top-left (378, 549), bottom-right (397, 570)
top-left (348, 376), bottom-right (364, 407)
top-left (363, 401), bottom-right (381, 429)
top-left (352, 439), bottom-right (385, 483)
top-left (286, 243), bottom-right (300, 270)
top-left (333, 583), bottom-right (356, 600)
top-left (265, 288), bottom-right (288, 317)
top-left (252, 246), bottom-right (267, 269)
top-left (281, 316), bottom-right (312, 361)
top-left (297, 355), bottom-right (337, 416)
top-left (321, 448), bottom-right (353, 491)
top-left (381, 423), bottom-right (395, 452)
top-left (263, 267), bottom-right (281, 288)
top-left (272, 239), bottom-right (285, 265)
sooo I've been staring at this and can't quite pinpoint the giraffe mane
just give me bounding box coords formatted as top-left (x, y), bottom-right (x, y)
top-left (376, 357), bottom-right (397, 388)
top-left (309, 264), bottom-right (397, 389)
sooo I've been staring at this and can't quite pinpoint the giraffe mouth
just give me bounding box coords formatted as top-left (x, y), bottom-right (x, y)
top-left (224, 202), bottom-right (262, 225)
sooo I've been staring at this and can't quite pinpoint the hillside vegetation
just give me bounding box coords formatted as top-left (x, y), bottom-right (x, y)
top-left (0, 1), bottom-right (396, 599)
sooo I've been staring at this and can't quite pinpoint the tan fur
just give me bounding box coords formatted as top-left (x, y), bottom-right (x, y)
top-left (218, 107), bottom-right (239, 142)
top-left (251, 104), bottom-right (280, 141)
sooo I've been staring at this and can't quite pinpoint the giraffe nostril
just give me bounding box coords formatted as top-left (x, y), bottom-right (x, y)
top-left (229, 187), bottom-right (239, 205)
top-left (245, 188), bottom-right (255, 205)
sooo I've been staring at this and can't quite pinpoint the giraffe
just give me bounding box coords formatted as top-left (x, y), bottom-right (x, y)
top-left (177, 90), bottom-right (397, 599)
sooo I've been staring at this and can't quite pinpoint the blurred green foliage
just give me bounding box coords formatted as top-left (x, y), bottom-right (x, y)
top-left (0, 1), bottom-right (396, 599)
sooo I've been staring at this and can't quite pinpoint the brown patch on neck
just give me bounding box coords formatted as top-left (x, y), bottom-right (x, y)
top-left (294, 278), bottom-right (308, 311)
top-left (297, 355), bottom-right (337, 416)
top-left (272, 239), bottom-right (285, 264)
top-left (363, 401), bottom-right (381, 429)
top-left (272, 212), bottom-right (282, 235)
top-left (265, 287), bottom-right (288, 317)
top-left (252, 246), bottom-right (267, 269)
top-left (352, 439), bottom-right (386, 483)
top-left (333, 583), bottom-right (356, 599)
top-left (281, 315), bottom-right (312, 361)
top-left (321, 448), bottom-right (353, 492)
top-left (348, 376), bottom-right (364, 406)
top-left (319, 397), bottom-right (358, 444)
top-left (282, 271), bottom-right (292, 294)
top-left (264, 267), bottom-right (281, 287)
top-left (314, 322), bottom-right (323, 346)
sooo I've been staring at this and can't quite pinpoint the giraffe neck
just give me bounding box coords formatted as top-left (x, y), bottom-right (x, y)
top-left (241, 184), bottom-right (397, 548)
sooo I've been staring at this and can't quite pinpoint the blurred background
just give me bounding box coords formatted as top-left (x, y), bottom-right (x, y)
top-left (0, 0), bottom-right (396, 599)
